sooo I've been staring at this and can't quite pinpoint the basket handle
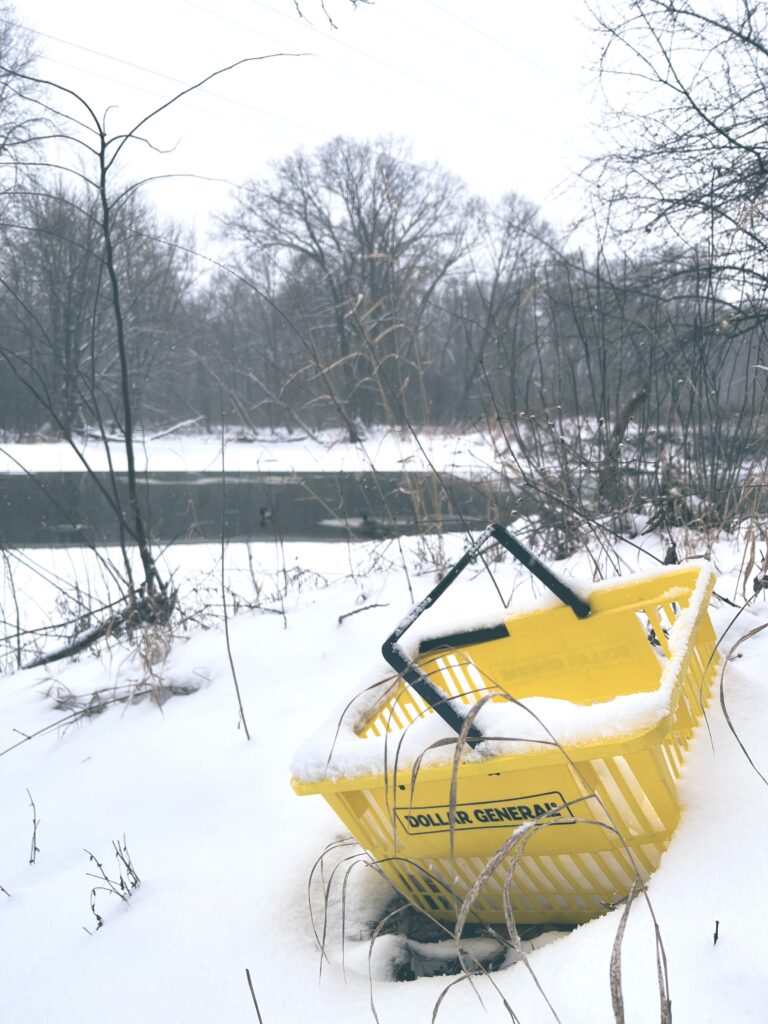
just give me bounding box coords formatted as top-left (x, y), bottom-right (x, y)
top-left (381, 523), bottom-right (590, 747)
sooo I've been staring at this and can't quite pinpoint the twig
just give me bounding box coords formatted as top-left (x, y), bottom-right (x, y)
top-left (220, 409), bottom-right (251, 741)
top-left (85, 849), bottom-right (129, 902)
top-left (1, 547), bottom-right (22, 669)
top-left (26, 788), bottom-right (39, 864)
top-left (149, 416), bottom-right (204, 440)
top-left (338, 602), bottom-right (389, 624)
top-left (113, 835), bottom-right (141, 888)
top-left (245, 969), bottom-right (264, 1023)
top-left (609, 883), bottom-right (637, 1024)
top-left (84, 838), bottom-right (141, 931)
top-left (22, 588), bottom-right (175, 670)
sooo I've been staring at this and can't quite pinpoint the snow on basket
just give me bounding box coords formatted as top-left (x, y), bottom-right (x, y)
top-left (291, 524), bottom-right (719, 927)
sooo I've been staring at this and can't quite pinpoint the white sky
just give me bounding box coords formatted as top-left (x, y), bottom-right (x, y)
top-left (7, 0), bottom-right (600, 240)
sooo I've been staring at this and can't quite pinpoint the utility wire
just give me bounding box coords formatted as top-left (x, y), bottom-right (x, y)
top-left (0, 15), bottom-right (324, 139)
top-left (7, 2), bottom-right (583, 159)
top-left (245, 0), bottom-right (529, 135)
top-left (423, 0), bottom-right (583, 91)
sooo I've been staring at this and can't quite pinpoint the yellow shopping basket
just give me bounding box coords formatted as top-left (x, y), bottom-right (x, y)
top-left (292, 524), bottom-right (718, 926)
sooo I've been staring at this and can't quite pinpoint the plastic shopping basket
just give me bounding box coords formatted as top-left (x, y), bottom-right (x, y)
top-left (292, 524), bottom-right (718, 926)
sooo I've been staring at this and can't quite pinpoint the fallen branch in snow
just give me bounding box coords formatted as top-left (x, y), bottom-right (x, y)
top-left (149, 417), bottom-right (205, 441)
top-left (72, 427), bottom-right (124, 443)
top-left (22, 618), bottom-right (119, 670)
top-left (1, 706), bottom-right (123, 759)
top-left (21, 589), bottom-right (176, 671)
top-left (2, 676), bottom-right (201, 760)
top-left (337, 602), bottom-right (389, 625)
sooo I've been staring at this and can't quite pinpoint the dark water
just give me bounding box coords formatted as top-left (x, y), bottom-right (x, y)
top-left (0, 470), bottom-right (512, 546)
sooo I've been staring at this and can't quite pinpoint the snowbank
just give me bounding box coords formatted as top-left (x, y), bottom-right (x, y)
top-left (1, 533), bottom-right (766, 1023)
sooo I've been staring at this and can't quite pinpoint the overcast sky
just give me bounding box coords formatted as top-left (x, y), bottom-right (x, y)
top-left (7, 0), bottom-right (600, 238)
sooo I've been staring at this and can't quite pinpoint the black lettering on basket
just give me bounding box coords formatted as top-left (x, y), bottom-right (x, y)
top-left (395, 791), bottom-right (574, 835)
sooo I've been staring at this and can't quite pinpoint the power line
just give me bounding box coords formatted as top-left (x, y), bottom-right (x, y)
top-left (0, 15), bottom-right (327, 139)
top-left (180, 0), bottom-right (454, 127)
top-left (3, 1), bottom-right (589, 219)
top-left (245, 0), bottom-right (522, 135)
top-left (9, 2), bottom-right (578, 151)
top-left (422, 0), bottom-right (583, 91)
top-left (41, 55), bottom-right (322, 148)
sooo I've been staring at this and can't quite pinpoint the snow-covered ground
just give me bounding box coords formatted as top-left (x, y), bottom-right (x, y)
top-left (0, 426), bottom-right (504, 478)
top-left (2, 522), bottom-right (768, 1023)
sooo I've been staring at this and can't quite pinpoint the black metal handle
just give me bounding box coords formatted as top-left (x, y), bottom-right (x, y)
top-left (381, 523), bottom-right (590, 747)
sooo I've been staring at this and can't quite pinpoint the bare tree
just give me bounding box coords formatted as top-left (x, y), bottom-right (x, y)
top-left (222, 136), bottom-right (473, 435)
top-left (449, 193), bottom-right (556, 417)
top-left (0, 5), bottom-right (39, 174)
top-left (0, 180), bottom-right (194, 442)
top-left (0, 54), bottom-right (283, 665)
top-left (0, 181), bottom-right (106, 439)
top-left (591, 0), bottom-right (768, 283)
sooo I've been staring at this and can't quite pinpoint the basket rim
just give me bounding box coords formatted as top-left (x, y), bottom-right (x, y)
top-left (292, 563), bottom-right (718, 794)
top-left (291, 707), bottom-right (684, 795)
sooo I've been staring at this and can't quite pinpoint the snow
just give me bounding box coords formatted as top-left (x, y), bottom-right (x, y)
top-left (2, 509), bottom-right (768, 1021)
top-left (0, 426), bottom-right (503, 478)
